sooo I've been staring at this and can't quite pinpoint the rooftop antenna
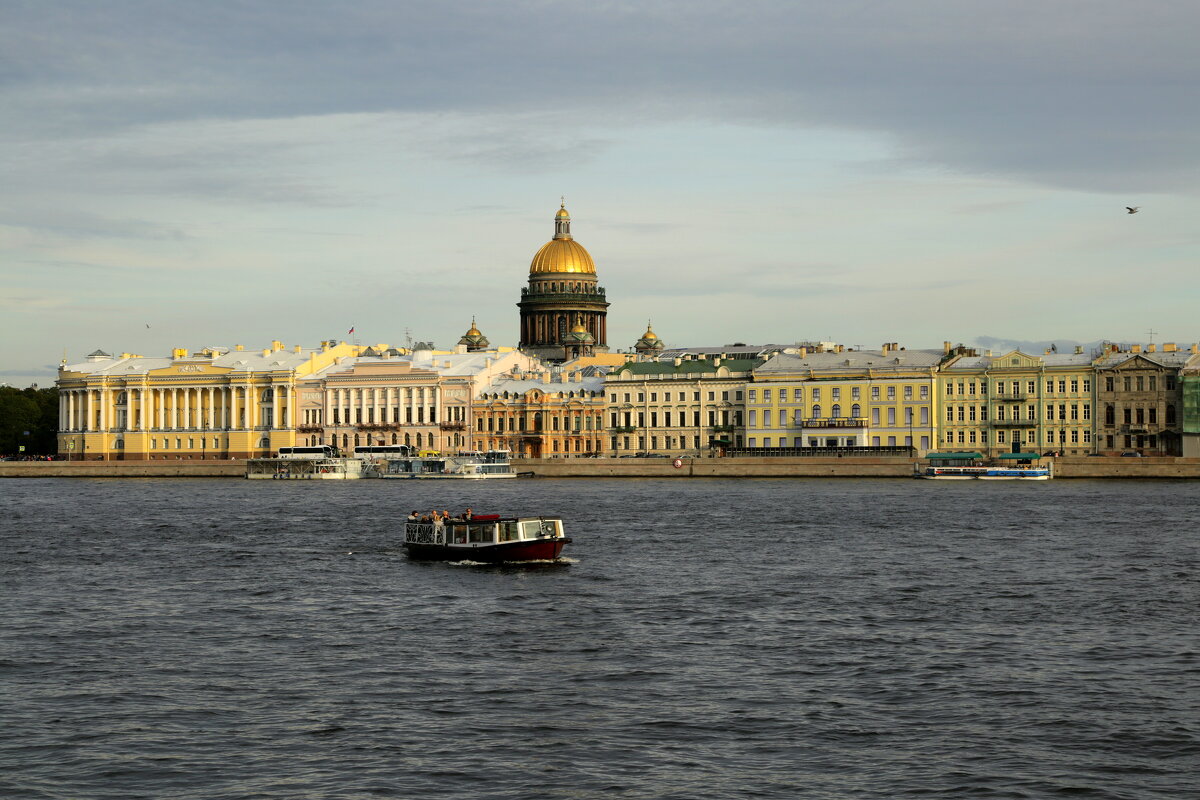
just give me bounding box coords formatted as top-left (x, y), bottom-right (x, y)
top-left (404, 328), bottom-right (413, 349)
top-left (1146, 328), bottom-right (1157, 343)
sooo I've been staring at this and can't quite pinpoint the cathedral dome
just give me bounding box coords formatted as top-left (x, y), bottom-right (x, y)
top-left (530, 239), bottom-right (596, 275)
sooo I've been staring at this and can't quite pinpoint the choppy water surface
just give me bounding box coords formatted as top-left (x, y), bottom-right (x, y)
top-left (2, 477), bottom-right (1197, 799)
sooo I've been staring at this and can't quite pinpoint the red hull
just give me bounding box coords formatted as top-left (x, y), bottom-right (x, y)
top-left (404, 537), bottom-right (569, 563)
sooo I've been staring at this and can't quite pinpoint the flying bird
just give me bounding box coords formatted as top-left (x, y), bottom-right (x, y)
top-left (1126, 206), bottom-right (1140, 214)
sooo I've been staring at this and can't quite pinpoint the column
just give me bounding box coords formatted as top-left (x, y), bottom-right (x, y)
top-left (182, 388), bottom-right (191, 430)
top-left (272, 385), bottom-right (280, 430)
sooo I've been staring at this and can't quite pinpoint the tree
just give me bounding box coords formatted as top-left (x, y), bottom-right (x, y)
top-left (0, 387), bottom-right (58, 455)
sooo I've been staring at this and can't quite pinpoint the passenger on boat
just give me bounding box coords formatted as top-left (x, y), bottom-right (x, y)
top-left (407, 511), bottom-right (420, 521)
top-left (464, 508), bottom-right (473, 520)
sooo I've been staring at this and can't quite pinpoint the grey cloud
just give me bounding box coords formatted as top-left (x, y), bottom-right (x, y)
top-left (3, 1), bottom-right (1197, 192)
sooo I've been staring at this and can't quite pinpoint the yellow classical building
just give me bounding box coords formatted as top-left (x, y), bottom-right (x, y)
top-left (57, 340), bottom-right (364, 460)
top-left (750, 344), bottom-right (942, 452)
top-left (937, 348), bottom-right (1095, 456)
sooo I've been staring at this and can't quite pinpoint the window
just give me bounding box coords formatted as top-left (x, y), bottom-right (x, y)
top-left (812, 404), bottom-right (822, 419)
top-left (1058, 380), bottom-right (1066, 393)
top-left (1124, 408), bottom-right (1132, 424)
top-left (748, 410), bottom-right (757, 427)
top-left (832, 388), bottom-right (841, 400)
top-left (904, 386), bottom-right (913, 400)
top-left (851, 387), bottom-right (861, 400)
top-left (812, 388), bottom-right (821, 401)
top-left (1083, 405), bottom-right (1091, 421)
top-left (1083, 379), bottom-right (1091, 392)
top-left (851, 404), bottom-right (861, 419)
top-left (793, 388), bottom-right (803, 401)
top-left (1149, 408), bottom-right (1157, 424)
top-left (1149, 376), bottom-right (1157, 391)
top-left (967, 383), bottom-right (975, 396)
top-left (831, 404), bottom-right (841, 418)
top-left (997, 406), bottom-right (1006, 421)
top-left (1166, 376), bottom-right (1176, 390)
top-left (969, 431), bottom-right (976, 444)
top-left (887, 408), bottom-right (896, 425)
top-left (946, 382), bottom-right (954, 396)
top-left (920, 386), bottom-right (929, 399)
top-left (1167, 404), bottom-right (1176, 425)
top-left (874, 408), bottom-right (882, 425)
top-left (998, 430), bottom-right (1007, 444)
top-left (969, 406), bottom-right (976, 421)
top-left (763, 389), bottom-right (771, 400)
top-left (1071, 379), bottom-right (1079, 393)
top-left (887, 386), bottom-right (896, 400)
top-left (707, 392), bottom-right (715, 401)
top-left (1028, 381), bottom-right (1036, 394)
top-left (779, 409), bottom-right (787, 426)
top-left (1013, 381), bottom-right (1020, 395)
top-left (1136, 377), bottom-right (1144, 391)
top-left (638, 392), bottom-right (645, 401)
top-left (1106, 377), bottom-right (1115, 392)
top-left (946, 407), bottom-right (954, 422)
top-left (651, 393), bottom-right (657, 402)
top-left (749, 390), bottom-right (757, 401)
top-left (1071, 404), bottom-right (1079, 420)
top-left (997, 381), bottom-right (1006, 395)
top-left (872, 387), bottom-right (880, 400)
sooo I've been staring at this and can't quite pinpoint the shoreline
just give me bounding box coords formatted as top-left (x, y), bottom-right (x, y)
top-left (4, 456), bottom-right (1200, 479)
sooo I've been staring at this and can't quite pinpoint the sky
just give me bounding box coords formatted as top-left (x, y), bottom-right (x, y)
top-left (2, 0), bottom-right (1198, 387)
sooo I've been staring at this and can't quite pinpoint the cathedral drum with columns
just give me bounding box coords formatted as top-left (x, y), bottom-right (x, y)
top-left (518, 203), bottom-right (610, 361)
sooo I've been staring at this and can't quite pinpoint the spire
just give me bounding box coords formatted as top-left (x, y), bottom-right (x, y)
top-left (554, 200), bottom-right (572, 240)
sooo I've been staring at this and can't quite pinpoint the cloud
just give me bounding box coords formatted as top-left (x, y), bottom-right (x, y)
top-left (3, 1), bottom-right (1196, 193)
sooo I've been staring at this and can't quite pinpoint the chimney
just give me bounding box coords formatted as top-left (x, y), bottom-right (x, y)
top-left (799, 347), bottom-right (807, 358)
top-left (1074, 346), bottom-right (1083, 354)
top-left (542, 373), bottom-right (550, 384)
top-left (944, 341), bottom-right (952, 354)
top-left (1148, 344), bottom-right (1157, 353)
top-left (1192, 343), bottom-right (1199, 354)
top-left (272, 340), bottom-right (283, 351)
top-left (881, 343), bottom-right (890, 354)
top-left (674, 357), bottom-right (682, 366)
top-left (235, 344), bottom-right (245, 352)
top-left (713, 356), bottom-right (722, 366)
top-left (836, 344), bottom-right (844, 353)
top-left (1164, 342), bottom-right (1177, 352)
top-left (1132, 344), bottom-right (1142, 353)
top-left (293, 345), bottom-right (302, 353)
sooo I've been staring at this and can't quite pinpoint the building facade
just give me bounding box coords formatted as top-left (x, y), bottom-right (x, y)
top-left (1093, 343), bottom-right (1195, 455)
top-left (604, 354), bottom-right (760, 455)
top-left (56, 340), bottom-right (362, 460)
top-left (517, 204), bottom-right (610, 361)
top-left (938, 348), bottom-right (1097, 456)
top-left (750, 344), bottom-right (941, 452)
top-left (473, 368), bottom-right (607, 458)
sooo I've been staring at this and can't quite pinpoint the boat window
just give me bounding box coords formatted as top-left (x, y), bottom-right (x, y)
top-left (468, 526), bottom-right (492, 544)
top-left (499, 522), bottom-right (520, 542)
top-left (520, 521), bottom-right (544, 539)
top-left (450, 525), bottom-right (468, 544)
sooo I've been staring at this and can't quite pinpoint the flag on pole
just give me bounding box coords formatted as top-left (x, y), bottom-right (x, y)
top-left (348, 326), bottom-right (355, 335)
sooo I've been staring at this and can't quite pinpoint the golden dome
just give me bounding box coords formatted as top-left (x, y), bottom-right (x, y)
top-left (556, 206), bottom-right (570, 219)
top-left (530, 238), bottom-right (596, 275)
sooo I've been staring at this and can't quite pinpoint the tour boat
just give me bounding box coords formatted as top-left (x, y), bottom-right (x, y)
top-left (382, 449), bottom-right (517, 480)
top-left (403, 515), bottom-right (570, 562)
top-left (919, 465), bottom-right (1052, 480)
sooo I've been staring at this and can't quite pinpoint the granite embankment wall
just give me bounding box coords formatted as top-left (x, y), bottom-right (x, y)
top-left (4, 457), bottom-right (1200, 478)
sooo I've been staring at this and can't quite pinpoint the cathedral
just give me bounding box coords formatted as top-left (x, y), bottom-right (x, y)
top-left (517, 203), bottom-right (610, 361)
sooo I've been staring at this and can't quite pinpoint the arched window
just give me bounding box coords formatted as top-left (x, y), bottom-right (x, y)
top-left (1167, 404), bottom-right (1176, 425)
top-left (258, 437), bottom-right (269, 448)
top-left (392, 433), bottom-right (398, 444)
top-left (831, 404), bottom-right (842, 418)
top-left (1105, 404), bottom-right (1115, 425)
top-left (416, 432), bottom-right (423, 448)
top-left (404, 433), bottom-right (411, 446)
top-left (341, 434), bottom-right (348, 448)
top-left (812, 404), bottom-right (822, 419)
top-left (115, 391), bottom-right (128, 405)
top-left (261, 388), bottom-right (274, 402)
top-left (851, 403), bottom-right (861, 419)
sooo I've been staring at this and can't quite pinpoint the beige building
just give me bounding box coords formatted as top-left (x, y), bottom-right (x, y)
top-left (604, 354), bottom-right (761, 455)
top-left (298, 342), bottom-right (539, 456)
top-left (1093, 342), bottom-right (1197, 455)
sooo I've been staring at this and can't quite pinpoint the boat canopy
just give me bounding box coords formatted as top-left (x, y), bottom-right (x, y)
top-left (997, 452), bottom-right (1041, 459)
top-left (927, 452), bottom-right (983, 460)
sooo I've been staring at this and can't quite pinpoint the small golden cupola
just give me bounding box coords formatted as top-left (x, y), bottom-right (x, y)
top-left (634, 321), bottom-right (665, 355)
top-left (457, 317), bottom-right (490, 352)
top-left (529, 202), bottom-right (596, 275)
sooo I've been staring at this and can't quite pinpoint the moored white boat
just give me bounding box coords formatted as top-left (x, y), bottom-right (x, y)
top-left (918, 451), bottom-right (1052, 480)
top-left (382, 449), bottom-right (517, 479)
top-left (246, 445), bottom-right (365, 480)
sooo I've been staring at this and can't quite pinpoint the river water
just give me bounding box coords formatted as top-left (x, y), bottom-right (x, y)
top-left (2, 477), bottom-right (1197, 799)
